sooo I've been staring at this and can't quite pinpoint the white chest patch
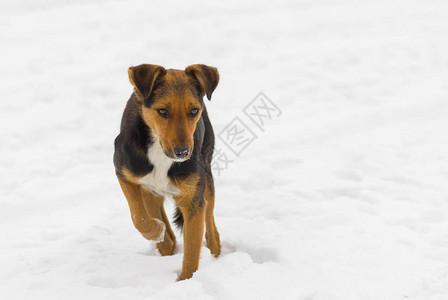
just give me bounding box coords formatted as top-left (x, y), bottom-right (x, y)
top-left (137, 136), bottom-right (180, 196)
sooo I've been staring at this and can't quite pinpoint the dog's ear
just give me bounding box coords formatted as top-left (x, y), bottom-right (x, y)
top-left (128, 64), bottom-right (166, 100)
top-left (185, 64), bottom-right (219, 100)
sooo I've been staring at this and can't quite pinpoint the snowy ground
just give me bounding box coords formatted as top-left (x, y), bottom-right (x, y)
top-left (1, 0), bottom-right (448, 299)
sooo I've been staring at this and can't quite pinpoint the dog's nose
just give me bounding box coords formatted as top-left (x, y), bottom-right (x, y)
top-left (174, 145), bottom-right (190, 159)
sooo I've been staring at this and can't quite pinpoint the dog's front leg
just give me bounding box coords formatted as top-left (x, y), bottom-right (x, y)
top-left (178, 206), bottom-right (205, 280)
top-left (140, 187), bottom-right (176, 256)
top-left (117, 176), bottom-right (165, 241)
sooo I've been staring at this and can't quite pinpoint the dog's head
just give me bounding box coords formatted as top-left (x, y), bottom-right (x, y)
top-left (128, 64), bottom-right (219, 161)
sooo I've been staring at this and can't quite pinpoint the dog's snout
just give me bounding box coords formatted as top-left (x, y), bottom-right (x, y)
top-left (174, 145), bottom-right (190, 159)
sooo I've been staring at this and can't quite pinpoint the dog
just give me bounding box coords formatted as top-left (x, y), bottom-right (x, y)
top-left (113, 64), bottom-right (221, 280)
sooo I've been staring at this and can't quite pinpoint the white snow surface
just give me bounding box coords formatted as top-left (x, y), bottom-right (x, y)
top-left (1, 0), bottom-right (448, 299)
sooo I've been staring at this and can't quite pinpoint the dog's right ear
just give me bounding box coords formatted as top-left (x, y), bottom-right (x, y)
top-left (185, 64), bottom-right (219, 100)
top-left (128, 64), bottom-right (166, 100)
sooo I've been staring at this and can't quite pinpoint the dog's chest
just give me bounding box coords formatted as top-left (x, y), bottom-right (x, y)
top-left (137, 141), bottom-right (180, 196)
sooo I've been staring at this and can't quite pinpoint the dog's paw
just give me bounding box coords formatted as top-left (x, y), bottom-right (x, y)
top-left (153, 219), bottom-right (166, 243)
top-left (139, 218), bottom-right (166, 242)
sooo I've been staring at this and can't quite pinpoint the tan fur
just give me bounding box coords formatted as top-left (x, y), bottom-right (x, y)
top-left (140, 70), bottom-right (202, 159)
top-left (121, 167), bottom-right (142, 184)
top-left (178, 206), bottom-right (205, 280)
top-left (117, 176), bottom-right (165, 241)
top-left (171, 173), bottom-right (200, 207)
top-left (140, 187), bottom-right (176, 256)
top-left (204, 178), bottom-right (221, 257)
top-left (170, 173), bottom-right (204, 280)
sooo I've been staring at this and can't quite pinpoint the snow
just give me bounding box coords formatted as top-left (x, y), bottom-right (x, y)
top-left (1, 0), bottom-right (448, 299)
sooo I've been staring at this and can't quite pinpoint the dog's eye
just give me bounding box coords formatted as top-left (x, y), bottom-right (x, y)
top-left (189, 108), bottom-right (199, 117)
top-left (156, 109), bottom-right (169, 118)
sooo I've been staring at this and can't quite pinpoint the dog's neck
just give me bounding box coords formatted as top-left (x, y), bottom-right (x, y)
top-left (137, 133), bottom-right (180, 196)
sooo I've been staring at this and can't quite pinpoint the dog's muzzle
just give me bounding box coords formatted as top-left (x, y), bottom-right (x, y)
top-left (174, 145), bottom-right (190, 159)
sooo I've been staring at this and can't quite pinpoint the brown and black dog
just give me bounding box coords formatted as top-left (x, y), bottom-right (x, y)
top-left (113, 64), bottom-right (221, 280)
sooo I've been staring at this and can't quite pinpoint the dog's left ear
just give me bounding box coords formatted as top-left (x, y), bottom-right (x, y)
top-left (128, 64), bottom-right (166, 100)
top-left (185, 64), bottom-right (219, 100)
